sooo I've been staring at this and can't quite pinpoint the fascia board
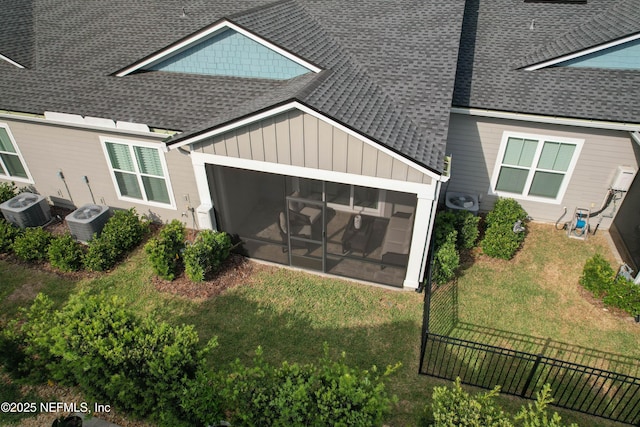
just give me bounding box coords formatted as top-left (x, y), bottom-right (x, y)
top-left (0, 53), bottom-right (25, 69)
top-left (451, 107), bottom-right (640, 132)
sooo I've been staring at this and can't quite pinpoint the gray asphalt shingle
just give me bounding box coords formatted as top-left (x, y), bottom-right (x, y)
top-left (2, 0), bottom-right (636, 176)
top-left (0, 0), bottom-right (465, 174)
top-left (453, 0), bottom-right (640, 123)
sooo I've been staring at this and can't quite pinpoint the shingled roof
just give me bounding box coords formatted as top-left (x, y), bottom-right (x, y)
top-left (453, 0), bottom-right (640, 124)
top-left (0, 0), bottom-right (466, 174)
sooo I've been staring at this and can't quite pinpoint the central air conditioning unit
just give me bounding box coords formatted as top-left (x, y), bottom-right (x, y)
top-left (66, 204), bottom-right (111, 243)
top-left (0, 192), bottom-right (51, 228)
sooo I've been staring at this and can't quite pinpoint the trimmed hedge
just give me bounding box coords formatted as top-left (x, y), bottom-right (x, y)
top-left (10, 292), bottom-right (215, 424)
top-left (183, 230), bottom-right (232, 282)
top-left (48, 233), bottom-right (84, 272)
top-left (4, 295), bottom-right (399, 427)
top-left (481, 198), bottom-right (527, 260)
top-left (145, 220), bottom-right (186, 280)
top-left (0, 219), bottom-right (22, 253)
top-left (84, 208), bottom-right (149, 271)
top-left (580, 254), bottom-right (640, 316)
top-left (433, 230), bottom-right (459, 285)
top-left (209, 346), bottom-right (399, 427)
top-left (431, 210), bottom-right (480, 285)
top-left (12, 227), bottom-right (53, 262)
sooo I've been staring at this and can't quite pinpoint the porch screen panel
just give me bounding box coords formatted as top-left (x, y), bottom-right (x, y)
top-left (210, 165), bottom-right (288, 264)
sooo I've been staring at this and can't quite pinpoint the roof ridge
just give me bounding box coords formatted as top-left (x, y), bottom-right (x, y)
top-left (512, 0), bottom-right (640, 69)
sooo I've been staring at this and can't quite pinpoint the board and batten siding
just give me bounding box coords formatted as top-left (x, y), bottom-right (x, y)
top-left (0, 118), bottom-right (198, 223)
top-left (445, 113), bottom-right (640, 229)
top-left (191, 109), bottom-right (432, 185)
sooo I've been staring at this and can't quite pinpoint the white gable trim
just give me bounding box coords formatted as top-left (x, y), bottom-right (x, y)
top-left (0, 53), bottom-right (25, 69)
top-left (524, 32), bottom-right (640, 71)
top-left (167, 101), bottom-right (443, 181)
top-left (115, 20), bottom-right (321, 77)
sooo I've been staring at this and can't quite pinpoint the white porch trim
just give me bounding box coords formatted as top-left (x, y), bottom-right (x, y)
top-left (169, 101), bottom-right (443, 181)
top-left (403, 194), bottom-right (436, 289)
top-left (190, 150), bottom-right (438, 288)
top-left (191, 154), bottom-right (216, 230)
top-left (190, 151), bottom-right (436, 198)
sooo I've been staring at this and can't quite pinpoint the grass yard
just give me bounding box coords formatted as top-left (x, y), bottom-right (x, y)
top-left (1, 222), bottom-right (638, 426)
top-left (445, 222), bottom-right (640, 376)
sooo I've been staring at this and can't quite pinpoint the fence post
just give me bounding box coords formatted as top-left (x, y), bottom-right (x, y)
top-left (419, 235), bottom-right (436, 374)
top-left (521, 353), bottom-right (543, 398)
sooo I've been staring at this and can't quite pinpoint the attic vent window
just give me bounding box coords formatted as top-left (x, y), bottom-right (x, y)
top-left (116, 21), bottom-right (321, 79)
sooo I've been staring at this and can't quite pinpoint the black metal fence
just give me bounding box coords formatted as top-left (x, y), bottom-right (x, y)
top-left (419, 281), bottom-right (640, 425)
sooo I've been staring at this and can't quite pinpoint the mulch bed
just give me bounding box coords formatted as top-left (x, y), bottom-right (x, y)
top-left (152, 253), bottom-right (270, 300)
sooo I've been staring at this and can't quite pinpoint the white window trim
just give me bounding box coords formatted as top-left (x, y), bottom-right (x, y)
top-left (100, 137), bottom-right (176, 209)
top-left (0, 123), bottom-right (34, 184)
top-left (489, 132), bottom-right (584, 204)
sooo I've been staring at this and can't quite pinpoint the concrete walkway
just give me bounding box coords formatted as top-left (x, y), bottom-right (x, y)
top-left (72, 413), bottom-right (123, 427)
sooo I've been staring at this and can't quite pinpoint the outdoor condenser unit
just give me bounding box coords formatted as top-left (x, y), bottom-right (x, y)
top-left (66, 204), bottom-right (111, 242)
top-left (0, 192), bottom-right (51, 228)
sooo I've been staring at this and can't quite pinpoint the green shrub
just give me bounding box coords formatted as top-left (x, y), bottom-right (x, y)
top-left (217, 345), bottom-right (399, 426)
top-left (433, 230), bottom-right (460, 285)
top-left (84, 208), bottom-right (149, 271)
top-left (145, 220), bottom-right (186, 280)
top-left (99, 208), bottom-right (150, 254)
top-left (0, 218), bottom-right (22, 253)
top-left (434, 211), bottom-right (458, 249)
top-left (430, 378), bottom-right (510, 426)
top-left (514, 384), bottom-right (578, 427)
top-left (603, 276), bottom-right (640, 316)
top-left (434, 210), bottom-right (480, 251)
top-left (579, 254), bottom-right (640, 316)
top-left (83, 237), bottom-right (118, 271)
top-left (457, 210), bottom-right (481, 250)
top-left (429, 379), bottom-right (577, 427)
top-left (48, 233), bottom-right (84, 272)
top-left (482, 198), bottom-right (527, 260)
top-left (579, 254), bottom-right (615, 298)
top-left (12, 227), bottom-right (53, 262)
top-left (15, 292), bottom-right (216, 422)
top-left (0, 181), bottom-right (18, 205)
top-left (183, 230), bottom-right (232, 282)
top-left (485, 198), bottom-right (528, 228)
top-left (180, 369), bottom-right (225, 427)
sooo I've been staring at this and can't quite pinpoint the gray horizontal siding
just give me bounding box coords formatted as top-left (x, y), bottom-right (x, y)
top-left (193, 109), bottom-right (432, 185)
top-left (0, 118), bottom-right (198, 223)
top-left (445, 114), bottom-right (639, 229)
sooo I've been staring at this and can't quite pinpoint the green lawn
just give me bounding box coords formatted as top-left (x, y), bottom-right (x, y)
top-left (1, 223), bottom-right (637, 426)
top-left (446, 223), bottom-right (640, 374)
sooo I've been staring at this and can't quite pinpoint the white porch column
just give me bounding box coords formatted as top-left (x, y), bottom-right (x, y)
top-left (403, 191), bottom-right (437, 289)
top-left (191, 154), bottom-right (216, 230)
